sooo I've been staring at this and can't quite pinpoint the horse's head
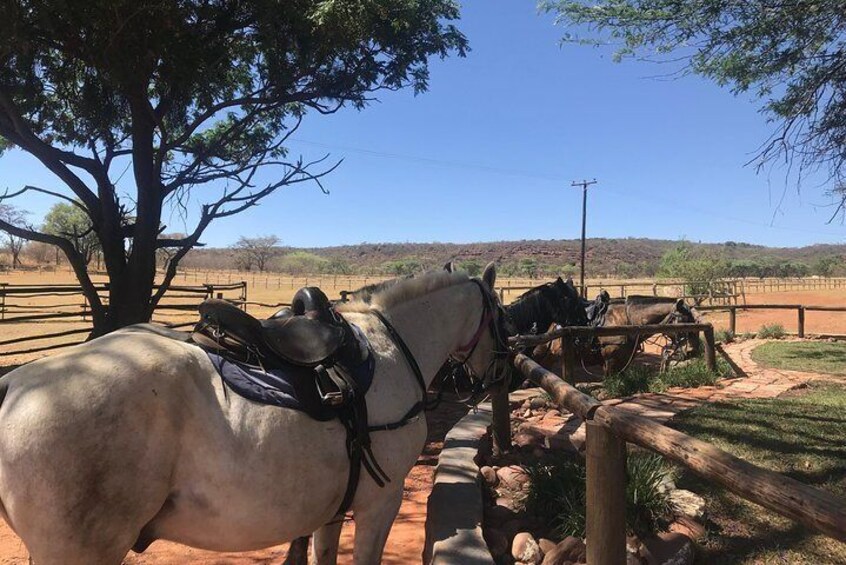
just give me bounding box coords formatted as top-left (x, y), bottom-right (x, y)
top-left (551, 276), bottom-right (589, 327)
top-left (451, 262), bottom-right (512, 391)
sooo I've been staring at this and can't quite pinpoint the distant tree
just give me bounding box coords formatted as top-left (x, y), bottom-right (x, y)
top-left (518, 258), bottom-right (539, 278)
top-left (42, 203), bottom-right (100, 266)
top-left (325, 258), bottom-right (353, 275)
top-left (0, 1), bottom-right (468, 335)
top-left (233, 236), bottom-right (280, 273)
top-left (458, 259), bottom-right (483, 276)
top-left (0, 204), bottom-right (27, 268)
top-left (658, 242), bottom-right (730, 296)
top-left (25, 241), bottom-right (52, 265)
top-left (383, 259), bottom-right (424, 276)
top-left (544, 0), bottom-right (846, 217)
top-left (278, 251), bottom-right (329, 275)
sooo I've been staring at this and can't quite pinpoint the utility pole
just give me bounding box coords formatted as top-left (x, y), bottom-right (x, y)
top-left (571, 179), bottom-right (597, 298)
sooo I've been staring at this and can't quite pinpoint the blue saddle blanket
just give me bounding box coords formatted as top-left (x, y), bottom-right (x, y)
top-left (205, 324), bottom-right (375, 422)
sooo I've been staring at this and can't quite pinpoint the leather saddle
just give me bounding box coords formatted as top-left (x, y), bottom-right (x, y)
top-left (584, 289), bottom-right (611, 327)
top-left (194, 287), bottom-right (348, 368)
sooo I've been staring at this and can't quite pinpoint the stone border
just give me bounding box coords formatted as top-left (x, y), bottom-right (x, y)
top-left (424, 402), bottom-right (495, 565)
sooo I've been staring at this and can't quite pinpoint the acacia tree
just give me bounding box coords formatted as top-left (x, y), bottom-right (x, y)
top-left (543, 0), bottom-right (846, 218)
top-left (43, 202), bottom-right (100, 265)
top-left (0, 0), bottom-right (467, 334)
top-left (233, 235), bottom-right (280, 272)
top-left (0, 203), bottom-right (26, 268)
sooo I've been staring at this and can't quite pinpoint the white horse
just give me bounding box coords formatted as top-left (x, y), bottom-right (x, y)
top-left (0, 265), bottom-right (505, 565)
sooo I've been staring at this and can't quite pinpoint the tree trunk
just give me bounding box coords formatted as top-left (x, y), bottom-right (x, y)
top-left (94, 271), bottom-right (155, 335)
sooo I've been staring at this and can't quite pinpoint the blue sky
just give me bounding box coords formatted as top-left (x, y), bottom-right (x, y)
top-left (2, 1), bottom-right (845, 248)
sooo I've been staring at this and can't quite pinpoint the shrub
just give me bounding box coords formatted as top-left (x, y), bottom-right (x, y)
top-left (604, 365), bottom-right (655, 397)
top-left (522, 453), bottom-right (674, 539)
top-left (757, 323), bottom-right (786, 339)
top-left (715, 329), bottom-right (735, 344)
top-left (603, 358), bottom-right (731, 398)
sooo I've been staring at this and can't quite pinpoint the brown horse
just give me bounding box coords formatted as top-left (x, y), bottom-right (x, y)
top-left (533, 295), bottom-right (700, 376)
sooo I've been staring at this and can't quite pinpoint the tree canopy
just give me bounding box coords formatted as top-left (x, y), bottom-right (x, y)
top-left (0, 0), bottom-right (467, 333)
top-left (42, 202), bottom-right (99, 265)
top-left (543, 0), bottom-right (846, 217)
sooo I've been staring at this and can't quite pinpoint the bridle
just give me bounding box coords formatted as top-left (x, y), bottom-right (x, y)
top-left (448, 278), bottom-right (512, 390)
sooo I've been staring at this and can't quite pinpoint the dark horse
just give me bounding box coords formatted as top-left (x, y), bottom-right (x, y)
top-left (504, 277), bottom-right (588, 336)
top-left (534, 294), bottom-right (700, 376)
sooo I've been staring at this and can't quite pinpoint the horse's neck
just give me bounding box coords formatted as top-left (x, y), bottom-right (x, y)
top-left (627, 303), bottom-right (673, 325)
top-left (380, 283), bottom-right (482, 388)
top-left (508, 293), bottom-right (548, 334)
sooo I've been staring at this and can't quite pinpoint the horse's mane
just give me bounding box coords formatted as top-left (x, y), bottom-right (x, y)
top-left (506, 283), bottom-right (557, 333)
top-left (338, 270), bottom-right (470, 312)
top-left (345, 276), bottom-right (410, 304)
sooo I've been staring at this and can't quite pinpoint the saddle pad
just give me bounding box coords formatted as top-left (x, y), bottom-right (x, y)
top-left (205, 324), bottom-right (376, 422)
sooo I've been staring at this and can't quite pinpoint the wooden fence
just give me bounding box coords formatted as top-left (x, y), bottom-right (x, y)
top-left (494, 325), bottom-right (846, 564)
top-left (699, 303), bottom-right (846, 338)
top-left (0, 281), bottom-right (247, 357)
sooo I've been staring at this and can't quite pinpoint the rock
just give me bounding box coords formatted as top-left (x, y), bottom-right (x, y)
top-left (512, 532), bottom-right (542, 564)
top-left (669, 489), bottom-right (706, 520)
top-left (497, 465), bottom-right (530, 490)
top-left (481, 465), bottom-right (499, 487)
top-left (529, 396), bottom-right (548, 409)
top-left (670, 516), bottom-right (706, 542)
top-left (541, 536), bottom-right (586, 565)
top-left (538, 538), bottom-right (557, 555)
top-left (514, 432), bottom-right (542, 449)
top-left (523, 409), bottom-right (532, 418)
top-left (641, 532), bottom-right (694, 565)
top-left (485, 527), bottom-right (510, 558)
top-left (495, 496), bottom-right (518, 511)
top-left (543, 409), bottom-right (561, 420)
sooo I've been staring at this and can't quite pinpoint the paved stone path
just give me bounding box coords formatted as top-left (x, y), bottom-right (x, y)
top-left (513, 339), bottom-right (840, 452)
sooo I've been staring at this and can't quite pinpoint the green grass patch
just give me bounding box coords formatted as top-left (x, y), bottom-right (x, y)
top-left (757, 323), bottom-right (787, 339)
top-left (522, 452), bottom-right (674, 539)
top-left (603, 358), bottom-right (733, 398)
top-left (751, 340), bottom-right (846, 376)
top-left (715, 329), bottom-right (735, 344)
top-left (671, 383), bottom-right (846, 564)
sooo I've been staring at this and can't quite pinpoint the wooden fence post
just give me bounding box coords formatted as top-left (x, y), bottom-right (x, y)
top-left (798, 306), bottom-right (805, 338)
top-left (562, 336), bottom-right (576, 386)
top-left (490, 382), bottom-right (511, 456)
top-left (729, 306), bottom-right (737, 335)
top-left (704, 326), bottom-right (716, 372)
top-left (0, 283), bottom-right (6, 320)
top-left (586, 421), bottom-right (627, 565)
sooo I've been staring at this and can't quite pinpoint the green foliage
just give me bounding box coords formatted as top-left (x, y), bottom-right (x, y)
top-left (276, 251), bottom-right (328, 275)
top-left (543, 0), bottom-right (846, 207)
top-left (757, 323), bottom-right (786, 339)
top-left (383, 258), bottom-right (424, 276)
top-left (325, 257), bottom-right (353, 275)
top-left (714, 329), bottom-right (735, 344)
top-left (603, 358), bottom-right (730, 398)
top-left (42, 203), bottom-right (99, 265)
top-left (458, 259), bottom-right (482, 276)
top-left (658, 242), bottom-right (730, 295)
top-left (814, 256), bottom-right (846, 277)
top-left (522, 452), bottom-right (674, 538)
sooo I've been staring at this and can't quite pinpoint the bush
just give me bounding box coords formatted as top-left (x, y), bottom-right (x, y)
top-left (715, 329), bottom-right (735, 344)
top-left (757, 323), bottom-right (786, 339)
top-left (603, 358), bottom-right (731, 398)
top-left (522, 453), bottom-right (674, 539)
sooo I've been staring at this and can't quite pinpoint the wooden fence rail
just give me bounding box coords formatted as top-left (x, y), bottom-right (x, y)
top-left (1, 281), bottom-right (248, 356)
top-left (699, 303), bottom-right (846, 338)
top-left (508, 353), bottom-right (846, 564)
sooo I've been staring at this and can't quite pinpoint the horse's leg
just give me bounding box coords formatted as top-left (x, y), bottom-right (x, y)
top-left (351, 486), bottom-right (403, 565)
top-left (310, 520), bottom-right (344, 565)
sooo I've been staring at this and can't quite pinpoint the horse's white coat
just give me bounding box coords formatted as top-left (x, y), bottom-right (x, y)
top-left (0, 269), bottom-right (499, 565)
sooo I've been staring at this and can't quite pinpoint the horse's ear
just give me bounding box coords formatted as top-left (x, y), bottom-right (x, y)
top-left (482, 262), bottom-right (497, 290)
top-left (443, 261), bottom-right (455, 273)
top-left (674, 298), bottom-right (685, 311)
top-left (556, 276), bottom-right (564, 284)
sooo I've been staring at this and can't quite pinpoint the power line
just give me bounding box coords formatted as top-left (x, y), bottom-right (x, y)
top-left (289, 138), bottom-right (843, 239)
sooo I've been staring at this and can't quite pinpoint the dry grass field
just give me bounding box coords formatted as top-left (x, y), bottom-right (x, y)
top-left (2, 268), bottom-right (846, 369)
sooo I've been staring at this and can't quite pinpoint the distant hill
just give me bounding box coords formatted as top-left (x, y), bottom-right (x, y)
top-left (182, 238), bottom-right (846, 278)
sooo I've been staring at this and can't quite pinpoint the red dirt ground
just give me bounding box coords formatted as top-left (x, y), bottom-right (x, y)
top-left (0, 397), bottom-right (470, 564)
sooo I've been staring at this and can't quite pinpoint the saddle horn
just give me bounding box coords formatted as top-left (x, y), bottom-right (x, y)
top-left (292, 287), bottom-right (334, 322)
